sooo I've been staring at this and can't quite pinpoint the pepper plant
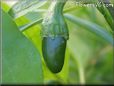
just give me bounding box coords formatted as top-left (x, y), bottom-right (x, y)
top-left (1, 0), bottom-right (114, 84)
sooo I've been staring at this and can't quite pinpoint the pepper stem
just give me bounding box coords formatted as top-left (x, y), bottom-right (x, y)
top-left (41, 0), bottom-right (69, 40)
top-left (53, 0), bottom-right (67, 14)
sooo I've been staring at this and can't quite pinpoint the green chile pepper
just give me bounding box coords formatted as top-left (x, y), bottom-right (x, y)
top-left (42, 37), bottom-right (66, 73)
top-left (41, 0), bottom-right (68, 73)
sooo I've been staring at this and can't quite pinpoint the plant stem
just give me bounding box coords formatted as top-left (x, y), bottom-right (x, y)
top-left (78, 65), bottom-right (85, 84)
top-left (70, 51), bottom-right (86, 84)
top-left (53, 0), bottom-right (67, 13)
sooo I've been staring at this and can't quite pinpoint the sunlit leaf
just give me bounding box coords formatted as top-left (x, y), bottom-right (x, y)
top-left (1, 1), bottom-right (10, 12)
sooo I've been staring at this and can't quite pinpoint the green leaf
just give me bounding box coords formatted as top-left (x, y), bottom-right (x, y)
top-left (105, 4), bottom-right (114, 20)
top-left (64, 14), bottom-right (113, 45)
top-left (99, 0), bottom-right (114, 20)
top-left (2, 10), bottom-right (43, 84)
top-left (8, 0), bottom-right (47, 19)
top-left (96, 1), bottom-right (114, 31)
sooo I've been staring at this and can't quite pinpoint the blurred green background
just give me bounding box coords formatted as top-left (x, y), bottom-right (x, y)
top-left (1, 0), bottom-right (114, 84)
